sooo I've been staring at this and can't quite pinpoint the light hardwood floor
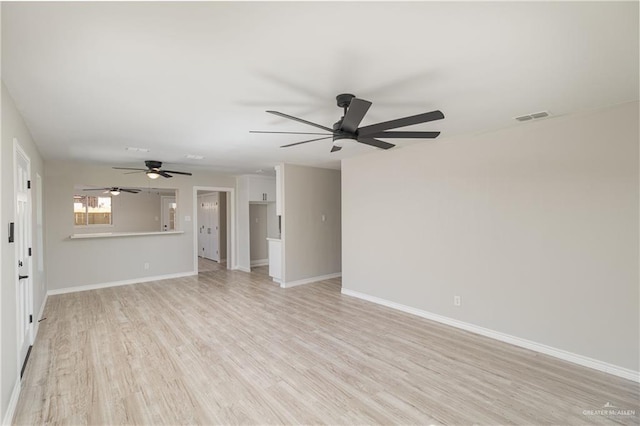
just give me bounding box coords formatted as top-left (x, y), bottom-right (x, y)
top-left (198, 257), bottom-right (226, 273)
top-left (14, 269), bottom-right (639, 425)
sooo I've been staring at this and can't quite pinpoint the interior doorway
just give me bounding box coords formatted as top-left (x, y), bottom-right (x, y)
top-left (249, 201), bottom-right (278, 271)
top-left (14, 140), bottom-right (33, 377)
top-left (249, 203), bottom-right (268, 268)
top-left (193, 187), bottom-right (234, 273)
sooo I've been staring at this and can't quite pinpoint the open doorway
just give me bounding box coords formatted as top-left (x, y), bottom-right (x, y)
top-left (249, 201), bottom-right (278, 275)
top-left (193, 187), bottom-right (234, 273)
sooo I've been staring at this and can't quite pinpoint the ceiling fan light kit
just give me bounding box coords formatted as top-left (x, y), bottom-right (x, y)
top-left (252, 93), bottom-right (444, 153)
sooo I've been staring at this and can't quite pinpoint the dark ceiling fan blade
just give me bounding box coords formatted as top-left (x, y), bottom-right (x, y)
top-left (113, 167), bottom-right (146, 171)
top-left (162, 170), bottom-right (193, 176)
top-left (123, 171), bottom-right (145, 175)
top-left (330, 145), bottom-right (342, 153)
top-left (341, 98), bottom-right (372, 133)
top-left (357, 137), bottom-right (396, 150)
top-left (83, 188), bottom-right (108, 191)
top-left (266, 110), bottom-right (334, 133)
top-left (250, 130), bottom-right (332, 136)
top-left (120, 188), bottom-right (140, 194)
top-left (159, 171), bottom-right (173, 178)
top-left (281, 136), bottom-right (333, 148)
top-left (358, 110), bottom-right (445, 136)
top-left (365, 131), bottom-right (441, 139)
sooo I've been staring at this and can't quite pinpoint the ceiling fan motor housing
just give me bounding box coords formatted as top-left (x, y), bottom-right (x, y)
top-left (145, 160), bottom-right (162, 170)
top-left (336, 93), bottom-right (355, 109)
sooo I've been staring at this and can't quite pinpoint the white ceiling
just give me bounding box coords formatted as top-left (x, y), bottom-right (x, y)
top-left (2, 2), bottom-right (638, 175)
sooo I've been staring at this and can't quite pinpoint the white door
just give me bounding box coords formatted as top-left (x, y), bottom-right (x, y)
top-left (161, 196), bottom-right (176, 232)
top-left (199, 193), bottom-right (220, 261)
top-left (15, 142), bottom-right (33, 372)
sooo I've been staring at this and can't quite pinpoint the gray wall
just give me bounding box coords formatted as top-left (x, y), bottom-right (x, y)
top-left (342, 101), bottom-right (639, 372)
top-left (236, 176), bottom-right (250, 271)
top-left (249, 203), bottom-right (268, 262)
top-left (1, 83), bottom-right (46, 421)
top-left (282, 164), bottom-right (341, 282)
top-left (45, 161), bottom-right (235, 291)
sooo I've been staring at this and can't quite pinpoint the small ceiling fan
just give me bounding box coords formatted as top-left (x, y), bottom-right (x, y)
top-left (251, 93), bottom-right (444, 152)
top-left (83, 187), bottom-right (141, 196)
top-left (113, 160), bottom-right (193, 179)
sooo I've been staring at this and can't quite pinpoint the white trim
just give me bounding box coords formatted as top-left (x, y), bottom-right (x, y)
top-left (47, 271), bottom-right (197, 296)
top-left (33, 293), bottom-right (48, 340)
top-left (281, 272), bottom-right (342, 289)
top-left (237, 266), bottom-right (252, 273)
top-left (250, 258), bottom-right (269, 267)
top-left (192, 186), bottom-right (235, 272)
top-left (2, 379), bottom-right (20, 426)
top-left (341, 288), bottom-right (640, 383)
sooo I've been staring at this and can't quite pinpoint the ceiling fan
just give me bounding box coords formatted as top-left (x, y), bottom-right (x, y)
top-left (83, 187), bottom-right (141, 196)
top-left (113, 160), bottom-right (193, 179)
top-left (251, 93), bottom-right (444, 152)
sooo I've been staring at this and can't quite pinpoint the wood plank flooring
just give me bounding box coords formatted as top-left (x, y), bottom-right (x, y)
top-left (13, 269), bottom-right (639, 425)
top-left (197, 257), bottom-right (226, 273)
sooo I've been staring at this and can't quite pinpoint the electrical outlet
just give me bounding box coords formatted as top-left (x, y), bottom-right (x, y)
top-left (454, 295), bottom-right (461, 306)
top-left (144, 262), bottom-right (150, 270)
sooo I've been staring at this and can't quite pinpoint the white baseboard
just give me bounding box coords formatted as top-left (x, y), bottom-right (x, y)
top-left (47, 271), bottom-right (197, 296)
top-left (251, 259), bottom-right (269, 267)
top-left (281, 272), bottom-right (342, 289)
top-left (237, 266), bottom-right (252, 273)
top-left (2, 379), bottom-right (20, 426)
top-left (341, 288), bottom-right (639, 383)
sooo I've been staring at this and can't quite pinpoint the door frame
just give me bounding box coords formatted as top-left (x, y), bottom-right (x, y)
top-left (192, 186), bottom-right (235, 272)
top-left (13, 138), bottom-right (34, 369)
top-left (160, 195), bottom-right (177, 232)
top-left (197, 192), bottom-right (221, 262)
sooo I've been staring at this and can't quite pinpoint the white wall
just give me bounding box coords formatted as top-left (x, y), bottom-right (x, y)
top-left (342, 101), bottom-right (639, 373)
top-left (282, 164), bottom-right (341, 282)
top-left (1, 83), bottom-right (46, 422)
top-left (45, 161), bottom-right (236, 291)
top-left (266, 202), bottom-right (278, 239)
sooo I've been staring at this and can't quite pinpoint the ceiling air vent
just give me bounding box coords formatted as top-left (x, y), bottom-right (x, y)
top-left (185, 154), bottom-right (204, 160)
top-left (515, 111), bottom-right (550, 122)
